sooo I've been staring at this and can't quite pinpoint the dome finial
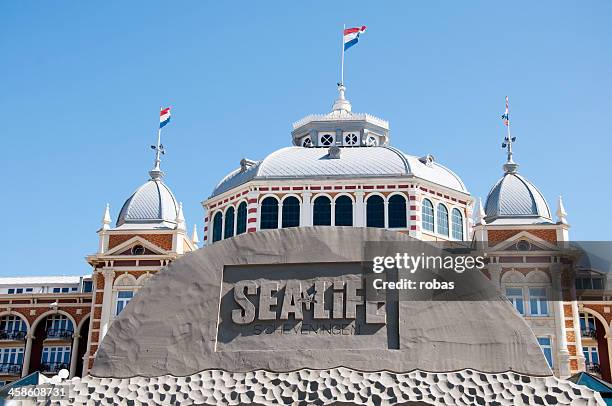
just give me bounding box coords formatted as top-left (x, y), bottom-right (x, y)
top-left (477, 197), bottom-right (486, 225)
top-left (191, 224), bottom-right (200, 245)
top-left (556, 195), bottom-right (568, 224)
top-left (149, 108), bottom-right (169, 180)
top-left (332, 82), bottom-right (352, 113)
top-left (149, 137), bottom-right (165, 180)
top-left (176, 202), bottom-right (185, 231)
top-left (500, 96), bottom-right (518, 173)
top-left (102, 203), bottom-right (111, 230)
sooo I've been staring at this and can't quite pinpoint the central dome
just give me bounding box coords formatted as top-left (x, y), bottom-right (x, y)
top-left (211, 146), bottom-right (467, 198)
top-left (211, 84), bottom-right (467, 198)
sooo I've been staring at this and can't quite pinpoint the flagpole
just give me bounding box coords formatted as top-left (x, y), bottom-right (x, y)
top-left (154, 106), bottom-right (162, 171)
top-left (506, 97), bottom-right (513, 163)
top-left (340, 24), bottom-right (345, 85)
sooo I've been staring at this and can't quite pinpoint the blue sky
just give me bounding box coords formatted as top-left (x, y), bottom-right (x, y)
top-left (1, 2), bottom-right (610, 276)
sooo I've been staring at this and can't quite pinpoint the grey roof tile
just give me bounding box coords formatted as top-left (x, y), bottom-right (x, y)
top-left (484, 172), bottom-right (551, 222)
top-left (116, 179), bottom-right (179, 228)
top-left (210, 146), bottom-right (467, 198)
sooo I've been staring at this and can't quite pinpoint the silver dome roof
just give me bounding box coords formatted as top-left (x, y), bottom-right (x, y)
top-left (484, 172), bottom-right (552, 223)
top-left (116, 178), bottom-right (179, 229)
top-left (211, 85), bottom-right (467, 199)
top-left (210, 146), bottom-right (467, 198)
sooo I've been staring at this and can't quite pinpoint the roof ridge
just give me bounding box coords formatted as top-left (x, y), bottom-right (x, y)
top-left (484, 175), bottom-right (506, 219)
top-left (381, 145), bottom-right (411, 174)
top-left (513, 173), bottom-right (551, 219)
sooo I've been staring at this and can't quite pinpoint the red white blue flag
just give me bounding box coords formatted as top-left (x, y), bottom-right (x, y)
top-left (501, 97), bottom-right (509, 126)
top-left (343, 26), bottom-right (367, 51)
top-left (160, 107), bottom-right (171, 129)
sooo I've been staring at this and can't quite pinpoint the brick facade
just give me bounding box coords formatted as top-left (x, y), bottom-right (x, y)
top-left (108, 234), bottom-right (173, 251)
top-left (487, 229), bottom-right (558, 246)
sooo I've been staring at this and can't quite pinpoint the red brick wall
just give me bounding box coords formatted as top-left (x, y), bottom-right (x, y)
top-left (0, 304), bottom-right (91, 328)
top-left (488, 229), bottom-right (557, 246)
top-left (108, 234), bottom-right (173, 251)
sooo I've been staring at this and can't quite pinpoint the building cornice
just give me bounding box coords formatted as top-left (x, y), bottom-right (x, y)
top-left (202, 176), bottom-right (472, 210)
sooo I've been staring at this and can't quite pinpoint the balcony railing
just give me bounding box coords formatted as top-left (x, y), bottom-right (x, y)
top-left (0, 363), bottom-right (22, 375)
top-left (581, 329), bottom-right (597, 339)
top-left (586, 363), bottom-right (601, 374)
top-left (45, 329), bottom-right (73, 340)
top-left (40, 362), bottom-right (69, 374)
top-left (0, 330), bottom-right (27, 341)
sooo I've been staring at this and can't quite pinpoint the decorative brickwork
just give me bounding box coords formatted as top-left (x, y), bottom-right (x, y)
top-left (487, 229), bottom-right (557, 246)
top-left (0, 304), bottom-right (90, 327)
top-left (95, 275), bottom-right (104, 290)
top-left (108, 234), bottom-right (173, 251)
top-left (583, 304), bottom-right (612, 323)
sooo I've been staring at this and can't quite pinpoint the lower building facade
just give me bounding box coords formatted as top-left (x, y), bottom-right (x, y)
top-left (0, 276), bottom-right (92, 386)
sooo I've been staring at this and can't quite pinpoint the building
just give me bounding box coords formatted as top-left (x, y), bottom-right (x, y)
top-left (83, 155), bottom-right (199, 373)
top-left (203, 84), bottom-right (472, 244)
top-left (0, 275), bottom-right (92, 387)
top-left (201, 83), bottom-right (611, 382)
top-left (0, 82), bottom-right (608, 388)
top-left (473, 137), bottom-right (610, 381)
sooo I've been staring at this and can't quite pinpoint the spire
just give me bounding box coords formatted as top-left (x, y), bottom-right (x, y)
top-left (102, 203), bottom-right (111, 230)
top-left (191, 224), bottom-right (200, 245)
top-left (331, 83), bottom-right (352, 113)
top-left (149, 114), bottom-right (166, 180)
top-left (176, 202), bottom-right (185, 231)
top-left (556, 195), bottom-right (568, 224)
top-left (501, 130), bottom-right (518, 173)
top-left (501, 96), bottom-right (518, 174)
top-left (477, 197), bottom-right (486, 225)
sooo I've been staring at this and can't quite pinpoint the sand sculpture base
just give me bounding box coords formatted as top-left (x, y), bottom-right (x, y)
top-left (11, 367), bottom-right (603, 405)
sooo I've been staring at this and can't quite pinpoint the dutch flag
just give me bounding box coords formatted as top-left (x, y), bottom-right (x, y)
top-left (160, 107), bottom-right (171, 129)
top-left (343, 26), bottom-right (367, 51)
top-left (501, 97), bottom-right (509, 127)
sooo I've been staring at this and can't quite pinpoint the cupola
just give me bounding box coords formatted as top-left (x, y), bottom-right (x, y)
top-left (291, 84), bottom-right (389, 148)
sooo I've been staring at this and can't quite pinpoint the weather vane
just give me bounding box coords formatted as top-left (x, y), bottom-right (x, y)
top-left (149, 107), bottom-right (171, 179)
top-left (500, 96), bottom-right (518, 173)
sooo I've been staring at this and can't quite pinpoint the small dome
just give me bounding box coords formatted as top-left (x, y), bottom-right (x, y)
top-left (484, 172), bottom-right (552, 223)
top-left (211, 146), bottom-right (467, 197)
top-left (116, 178), bottom-right (179, 229)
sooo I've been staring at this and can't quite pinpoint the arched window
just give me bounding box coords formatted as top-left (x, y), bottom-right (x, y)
top-left (212, 212), bottom-right (223, 242)
top-left (422, 199), bottom-right (434, 232)
top-left (224, 207), bottom-right (235, 239)
top-left (260, 197), bottom-right (279, 229)
top-left (282, 196), bottom-right (300, 228)
top-left (335, 195), bottom-right (353, 226)
top-left (388, 195), bottom-right (407, 228)
top-left (0, 315), bottom-right (27, 340)
top-left (45, 314), bottom-right (73, 339)
top-left (437, 203), bottom-right (449, 236)
top-left (452, 208), bottom-right (464, 240)
top-left (236, 202), bottom-right (247, 235)
top-left (313, 196), bottom-right (331, 226)
top-left (366, 195), bottom-right (385, 228)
